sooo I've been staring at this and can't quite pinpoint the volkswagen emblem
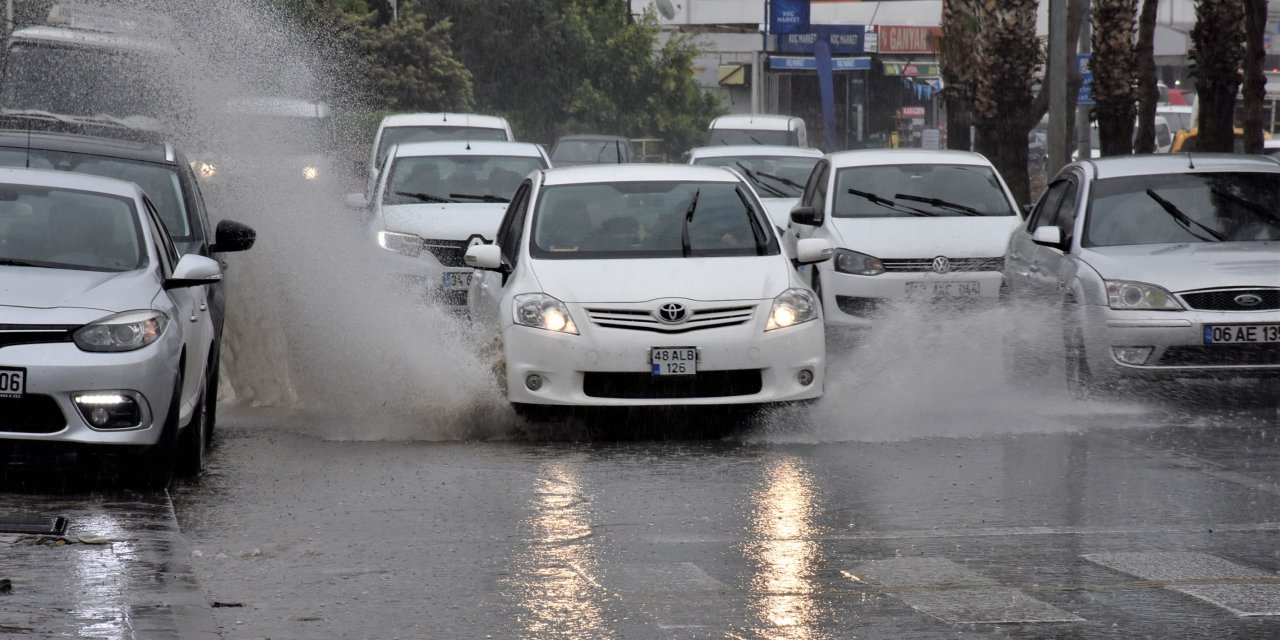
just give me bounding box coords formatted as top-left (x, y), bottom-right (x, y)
top-left (931, 256), bottom-right (952, 274)
top-left (1234, 293), bottom-right (1264, 307)
top-left (655, 302), bottom-right (689, 324)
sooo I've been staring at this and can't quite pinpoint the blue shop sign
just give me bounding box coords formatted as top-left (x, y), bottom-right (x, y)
top-left (769, 0), bottom-right (810, 35)
top-left (778, 24), bottom-right (866, 54)
top-left (770, 56), bottom-right (872, 71)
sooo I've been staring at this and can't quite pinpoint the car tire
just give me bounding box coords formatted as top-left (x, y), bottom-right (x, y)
top-left (128, 375), bottom-right (180, 490)
top-left (1064, 328), bottom-right (1096, 401)
top-left (176, 370), bottom-right (210, 478)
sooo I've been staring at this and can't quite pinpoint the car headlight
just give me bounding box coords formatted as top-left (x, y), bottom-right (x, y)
top-left (766, 288), bottom-right (819, 331)
top-left (376, 231), bottom-right (424, 257)
top-left (833, 249), bottom-right (885, 276)
top-left (1105, 280), bottom-right (1183, 310)
top-left (303, 165), bottom-right (319, 181)
top-left (513, 293), bottom-right (579, 334)
top-left (73, 310), bottom-right (168, 352)
top-left (195, 161), bottom-right (217, 179)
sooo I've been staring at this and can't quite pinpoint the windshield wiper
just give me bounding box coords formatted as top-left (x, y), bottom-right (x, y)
top-left (1209, 187), bottom-right (1280, 229)
top-left (395, 190), bottom-right (455, 203)
top-left (846, 188), bottom-right (935, 216)
top-left (894, 193), bottom-right (984, 216)
top-left (753, 169), bottom-right (805, 192)
top-left (1146, 189), bottom-right (1226, 242)
top-left (735, 162), bottom-right (788, 197)
top-left (681, 189), bottom-right (700, 258)
top-left (734, 187), bottom-right (770, 255)
top-left (450, 193), bottom-right (511, 203)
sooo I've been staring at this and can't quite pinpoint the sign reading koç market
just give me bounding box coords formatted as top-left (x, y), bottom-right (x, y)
top-left (769, 0), bottom-right (810, 35)
top-left (777, 24), bottom-right (866, 54)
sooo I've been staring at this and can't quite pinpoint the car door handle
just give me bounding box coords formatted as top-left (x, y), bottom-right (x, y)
top-left (1028, 264), bottom-right (1040, 273)
top-left (199, 302), bottom-right (207, 312)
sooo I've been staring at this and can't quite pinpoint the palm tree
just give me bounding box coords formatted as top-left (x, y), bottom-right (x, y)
top-left (939, 0), bottom-right (981, 151)
top-left (1191, 0), bottom-right (1246, 152)
top-left (1241, 0), bottom-right (1267, 154)
top-left (972, 0), bottom-right (1041, 204)
top-left (1133, 0), bottom-right (1160, 154)
top-left (1092, 0), bottom-right (1138, 156)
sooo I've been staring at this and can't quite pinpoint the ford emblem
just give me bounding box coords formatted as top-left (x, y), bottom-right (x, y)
top-left (1234, 293), bottom-right (1263, 307)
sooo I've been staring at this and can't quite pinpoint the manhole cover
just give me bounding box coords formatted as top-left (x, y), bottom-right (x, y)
top-left (0, 516), bottom-right (67, 535)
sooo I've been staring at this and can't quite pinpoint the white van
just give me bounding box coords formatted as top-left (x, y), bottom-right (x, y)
top-left (1075, 115), bottom-right (1173, 159)
top-left (365, 113), bottom-right (514, 192)
top-left (706, 114), bottom-right (808, 147)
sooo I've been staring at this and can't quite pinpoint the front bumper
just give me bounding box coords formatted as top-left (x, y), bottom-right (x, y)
top-left (372, 243), bottom-right (473, 307)
top-left (1081, 305), bottom-right (1280, 379)
top-left (0, 341), bottom-right (179, 446)
top-left (820, 267), bottom-right (1006, 330)
top-left (502, 304), bottom-right (825, 407)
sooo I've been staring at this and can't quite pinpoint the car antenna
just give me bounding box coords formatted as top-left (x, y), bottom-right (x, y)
top-left (465, 114), bottom-right (471, 150)
top-left (25, 129), bottom-right (31, 168)
top-left (1186, 152), bottom-right (1194, 169)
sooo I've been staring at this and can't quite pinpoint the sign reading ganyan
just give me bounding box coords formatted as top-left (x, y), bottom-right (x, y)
top-left (875, 26), bottom-right (942, 54)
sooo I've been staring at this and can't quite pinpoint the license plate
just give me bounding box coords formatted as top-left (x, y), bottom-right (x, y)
top-left (651, 347), bottom-right (697, 376)
top-left (0, 367), bottom-right (26, 399)
top-left (1203, 324), bottom-right (1280, 344)
top-left (443, 272), bottom-right (472, 291)
top-left (906, 281), bottom-right (981, 297)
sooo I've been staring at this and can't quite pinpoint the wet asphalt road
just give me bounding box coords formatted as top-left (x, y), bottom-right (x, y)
top-left (3, 386), bottom-right (1279, 639)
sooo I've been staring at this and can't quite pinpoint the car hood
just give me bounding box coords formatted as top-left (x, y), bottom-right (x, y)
top-left (529, 256), bottom-right (791, 304)
top-left (827, 216), bottom-right (1020, 258)
top-left (1080, 242), bottom-right (1280, 292)
top-left (0, 267), bottom-right (158, 324)
top-left (761, 197), bottom-right (800, 229)
top-left (381, 203), bottom-right (507, 242)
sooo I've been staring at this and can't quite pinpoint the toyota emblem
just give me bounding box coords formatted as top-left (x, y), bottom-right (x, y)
top-left (1234, 293), bottom-right (1264, 307)
top-left (931, 256), bottom-right (951, 274)
top-left (655, 302), bottom-right (689, 324)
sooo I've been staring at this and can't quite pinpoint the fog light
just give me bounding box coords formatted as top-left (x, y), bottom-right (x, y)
top-left (525, 374), bottom-right (544, 391)
top-left (797, 369), bottom-right (815, 386)
top-left (73, 391), bottom-right (143, 429)
top-left (1112, 346), bottom-right (1154, 366)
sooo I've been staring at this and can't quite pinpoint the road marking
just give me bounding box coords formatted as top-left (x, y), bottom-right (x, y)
top-left (614, 563), bottom-right (723, 630)
top-left (847, 558), bottom-right (1084, 624)
top-left (613, 562), bottom-right (724, 593)
top-left (648, 521), bottom-right (1280, 544)
top-left (1085, 552), bottom-right (1280, 616)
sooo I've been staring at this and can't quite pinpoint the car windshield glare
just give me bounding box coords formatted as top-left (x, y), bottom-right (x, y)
top-left (833, 164), bottom-right (1016, 218)
top-left (530, 181), bottom-right (778, 259)
top-left (1084, 172), bottom-right (1280, 247)
top-left (383, 155), bottom-right (544, 205)
top-left (376, 126), bottom-right (508, 165)
top-left (0, 185), bottom-right (144, 272)
top-left (692, 156), bottom-right (817, 198)
top-left (707, 129), bottom-right (792, 146)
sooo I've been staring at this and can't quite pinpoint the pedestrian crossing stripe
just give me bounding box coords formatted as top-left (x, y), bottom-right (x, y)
top-left (1085, 552), bottom-right (1280, 617)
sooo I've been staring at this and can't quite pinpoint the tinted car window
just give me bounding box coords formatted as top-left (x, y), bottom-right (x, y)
top-left (0, 185), bottom-right (145, 272)
top-left (833, 164), bottom-right (1016, 218)
top-left (550, 139), bottom-right (631, 164)
top-left (706, 129), bottom-right (792, 146)
top-left (383, 155), bottom-right (546, 205)
top-left (376, 126), bottom-right (509, 165)
top-left (692, 156), bottom-right (818, 198)
top-left (0, 42), bottom-right (181, 120)
top-left (1084, 172), bottom-right (1280, 246)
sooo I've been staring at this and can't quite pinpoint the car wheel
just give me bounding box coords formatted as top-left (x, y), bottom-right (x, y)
top-left (128, 375), bottom-right (180, 490)
top-left (1064, 328), bottom-right (1094, 401)
top-left (176, 370), bottom-right (210, 478)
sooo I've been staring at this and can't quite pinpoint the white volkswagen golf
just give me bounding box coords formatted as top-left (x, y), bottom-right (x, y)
top-left (465, 164), bottom-right (833, 414)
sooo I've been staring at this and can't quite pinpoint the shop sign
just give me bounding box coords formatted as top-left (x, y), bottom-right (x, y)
top-left (875, 26), bottom-right (941, 54)
top-left (778, 24), bottom-right (866, 54)
top-left (899, 106), bottom-right (926, 118)
top-left (770, 56), bottom-right (873, 71)
top-left (769, 0), bottom-right (810, 35)
top-left (883, 62), bottom-right (941, 77)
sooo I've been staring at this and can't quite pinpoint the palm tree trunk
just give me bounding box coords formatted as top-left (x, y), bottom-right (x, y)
top-left (1133, 0), bottom-right (1160, 154)
top-left (1191, 0), bottom-right (1246, 153)
top-left (1242, 0), bottom-right (1267, 154)
top-left (1092, 0), bottom-right (1137, 156)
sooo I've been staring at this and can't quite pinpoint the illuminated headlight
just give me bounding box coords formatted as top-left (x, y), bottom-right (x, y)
top-left (833, 249), bottom-right (885, 276)
top-left (196, 162), bottom-right (217, 179)
top-left (303, 165), bottom-right (319, 181)
top-left (513, 293), bottom-right (579, 334)
top-left (1105, 280), bottom-right (1183, 310)
top-left (376, 231), bottom-right (424, 257)
top-left (766, 288), bottom-right (818, 331)
top-left (73, 310), bottom-right (167, 352)
top-left (73, 391), bottom-right (143, 429)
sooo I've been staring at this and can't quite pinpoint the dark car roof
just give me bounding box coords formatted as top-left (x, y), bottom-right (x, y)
top-left (0, 129), bottom-right (177, 165)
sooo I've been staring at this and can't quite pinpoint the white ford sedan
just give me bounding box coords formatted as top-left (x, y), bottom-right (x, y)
top-left (465, 164), bottom-right (833, 414)
top-left (788, 150), bottom-right (1023, 330)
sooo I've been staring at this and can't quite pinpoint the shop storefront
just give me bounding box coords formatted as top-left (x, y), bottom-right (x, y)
top-left (763, 24), bottom-right (870, 150)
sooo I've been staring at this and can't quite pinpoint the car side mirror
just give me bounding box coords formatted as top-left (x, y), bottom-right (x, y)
top-left (795, 238), bottom-right (834, 264)
top-left (465, 244), bottom-right (504, 271)
top-left (165, 254), bottom-right (223, 289)
top-left (1031, 225), bottom-right (1064, 249)
top-left (344, 192), bottom-right (369, 211)
top-left (790, 204), bottom-right (822, 226)
top-left (209, 219), bottom-right (256, 253)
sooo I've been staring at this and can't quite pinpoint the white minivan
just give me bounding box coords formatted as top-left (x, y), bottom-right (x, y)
top-left (706, 114), bottom-right (808, 147)
top-left (365, 113), bottom-right (515, 193)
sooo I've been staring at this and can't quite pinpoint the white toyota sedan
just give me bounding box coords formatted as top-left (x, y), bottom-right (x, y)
top-left (465, 164), bottom-right (833, 415)
top-left (788, 150), bottom-right (1023, 330)
top-left (350, 140), bottom-right (550, 307)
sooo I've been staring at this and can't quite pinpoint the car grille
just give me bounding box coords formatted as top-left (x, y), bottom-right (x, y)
top-left (423, 239), bottom-right (469, 268)
top-left (582, 370), bottom-right (763, 399)
top-left (0, 395), bottom-right (66, 434)
top-left (881, 257), bottom-right (1005, 273)
top-left (835, 296), bottom-right (892, 317)
top-left (1158, 345), bottom-right (1280, 367)
top-left (1179, 289), bottom-right (1280, 312)
top-left (0, 325), bottom-right (76, 349)
top-left (585, 305), bottom-right (757, 334)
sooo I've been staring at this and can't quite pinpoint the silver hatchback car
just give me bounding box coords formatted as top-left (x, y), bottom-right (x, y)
top-left (1004, 154), bottom-right (1280, 399)
top-left (0, 168), bottom-right (223, 486)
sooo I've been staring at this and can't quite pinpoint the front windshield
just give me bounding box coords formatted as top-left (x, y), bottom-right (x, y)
top-left (833, 164), bottom-right (1016, 217)
top-left (0, 148), bottom-right (192, 239)
top-left (692, 155), bottom-right (818, 198)
top-left (706, 129), bottom-right (793, 146)
top-left (0, 42), bottom-right (180, 120)
top-left (225, 114), bottom-right (335, 152)
top-left (0, 185), bottom-right (144, 272)
top-left (376, 125), bottom-right (509, 166)
top-left (1084, 172), bottom-right (1280, 247)
top-left (550, 139), bottom-right (628, 164)
top-left (530, 181), bottom-right (779, 259)
top-left (383, 155), bottom-right (545, 205)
